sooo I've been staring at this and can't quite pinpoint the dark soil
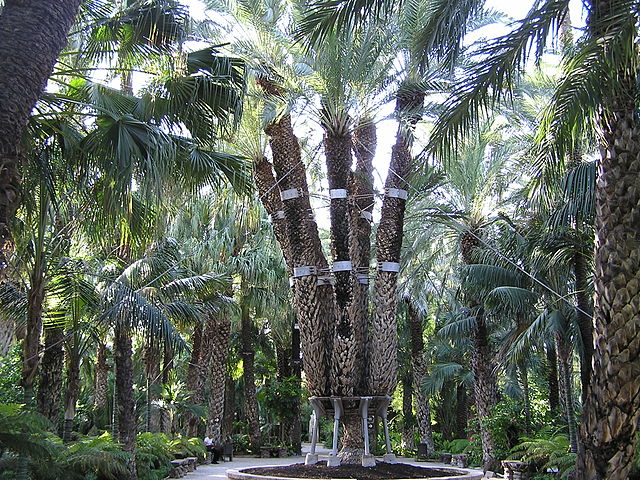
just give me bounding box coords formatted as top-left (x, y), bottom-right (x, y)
top-left (244, 462), bottom-right (466, 479)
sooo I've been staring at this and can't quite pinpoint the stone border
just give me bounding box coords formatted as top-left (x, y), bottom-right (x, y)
top-left (227, 465), bottom-right (484, 480)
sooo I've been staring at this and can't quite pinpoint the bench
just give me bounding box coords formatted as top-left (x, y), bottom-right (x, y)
top-left (260, 446), bottom-right (288, 458)
top-left (223, 439), bottom-right (233, 461)
top-left (451, 454), bottom-right (468, 468)
top-left (168, 456), bottom-right (198, 478)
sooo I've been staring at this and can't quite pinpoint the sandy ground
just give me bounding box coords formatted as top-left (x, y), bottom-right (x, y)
top-left (183, 444), bottom-right (485, 480)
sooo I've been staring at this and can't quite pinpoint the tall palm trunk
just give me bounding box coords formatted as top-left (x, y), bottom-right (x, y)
top-left (94, 342), bottom-right (109, 411)
top-left (206, 314), bottom-right (231, 443)
top-left (240, 293), bottom-right (260, 453)
top-left (471, 307), bottom-right (500, 472)
top-left (21, 256), bottom-right (46, 404)
top-left (573, 244), bottom-right (593, 403)
top-left (94, 341), bottom-right (110, 430)
top-left (261, 111), bottom-right (333, 395)
top-left (37, 325), bottom-right (64, 427)
top-left (455, 384), bottom-right (468, 439)
top-left (114, 324), bottom-right (137, 480)
top-left (401, 373), bottom-right (415, 450)
top-left (556, 332), bottom-right (577, 453)
top-left (222, 373), bottom-right (235, 438)
top-left (369, 88), bottom-right (424, 396)
top-left (575, 5), bottom-right (640, 479)
top-left (186, 322), bottom-right (204, 436)
top-left (546, 342), bottom-right (560, 414)
top-left (62, 339), bottom-right (80, 442)
top-left (143, 346), bottom-right (160, 433)
top-left (407, 301), bottom-right (434, 453)
top-left (0, 0), bottom-right (81, 269)
top-left (349, 120), bottom-right (376, 391)
top-left (322, 112), bottom-right (357, 396)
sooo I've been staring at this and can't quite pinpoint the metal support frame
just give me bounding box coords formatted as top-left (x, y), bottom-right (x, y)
top-left (306, 395), bottom-right (394, 467)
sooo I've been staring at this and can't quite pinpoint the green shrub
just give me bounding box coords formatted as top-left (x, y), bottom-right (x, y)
top-left (510, 426), bottom-right (575, 479)
top-left (442, 438), bottom-right (470, 454)
top-left (136, 432), bottom-right (172, 480)
top-left (169, 436), bottom-right (206, 462)
top-left (56, 433), bottom-right (130, 480)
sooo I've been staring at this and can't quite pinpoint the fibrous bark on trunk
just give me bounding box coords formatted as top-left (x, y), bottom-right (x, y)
top-left (401, 373), bottom-right (415, 451)
top-left (369, 89), bottom-right (424, 396)
top-left (407, 302), bottom-right (434, 453)
top-left (94, 342), bottom-right (110, 411)
top-left (575, 5), bottom-right (640, 479)
top-left (349, 120), bottom-right (376, 391)
top-left (114, 324), bottom-right (137, 480)
top-left (37, 325), bottom-right (64, 427)
top-left (470, 308), bottom-right (500, 472)
top-left (186, 322), bottom-right (204, 436)
top-left (62, 341), bottom-right (80, 442)
top-left (240, 293), bottom-right (260, 453)
top-left (261, 113), bottom-right (334, 396)
top-left (0, 0), bottom-right (82, 270)
top-left (206, 314), bottom-right (231, 443)
top-left (21, 263), bottom-right (46, 404)
top-left (546, 342), bottom-right (559, 414)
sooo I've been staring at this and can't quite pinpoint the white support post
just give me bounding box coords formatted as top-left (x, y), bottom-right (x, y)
top-left (306, 399), bottom-right (325, 465)
top-left (359, 397), bottom-right (375, 467)
top-left (327, 398), bottom-right (343, 466)
top-left (381, 404), bottom-right (396, 463)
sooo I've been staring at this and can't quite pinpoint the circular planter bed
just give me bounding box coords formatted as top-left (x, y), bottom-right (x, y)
top-left (227, 462), bottom-right (484, 480)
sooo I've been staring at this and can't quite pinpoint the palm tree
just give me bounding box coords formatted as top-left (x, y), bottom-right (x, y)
top-left (427, 5), bottom-right (639, 474)
top-left (100, 238), bottom-right (228, 478)
top-left (0, 0), bottom-right (82, 269)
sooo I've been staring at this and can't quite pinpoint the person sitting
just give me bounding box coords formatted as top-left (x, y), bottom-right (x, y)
top-left (204, 434), bottom-right (222, 463)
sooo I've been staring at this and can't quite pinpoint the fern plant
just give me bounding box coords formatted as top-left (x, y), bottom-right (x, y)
top-left (510, 426), bottom-right (576, 479)
top-left (135, 432), bottom-right (173, 480)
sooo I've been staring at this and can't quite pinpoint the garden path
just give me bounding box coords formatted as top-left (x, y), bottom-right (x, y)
top-left (184, 443), bottom-right (485, 480)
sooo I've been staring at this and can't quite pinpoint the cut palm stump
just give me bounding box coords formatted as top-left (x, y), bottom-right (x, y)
top-left (306, 396), bottom-right (395, 467)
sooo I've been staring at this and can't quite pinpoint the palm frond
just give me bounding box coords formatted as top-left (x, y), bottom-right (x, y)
top-left (486, 286), bottom-right (538, 313)
top-left (421, 362), bottom-right (464, 395)
top-left (297, 0), bottom-right (395, 48)
top-left (427, 0), bottom-right (570, 159)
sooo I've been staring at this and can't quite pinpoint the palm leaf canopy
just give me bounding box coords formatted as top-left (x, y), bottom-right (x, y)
top-left (98, 238), bottom-right (231, 350)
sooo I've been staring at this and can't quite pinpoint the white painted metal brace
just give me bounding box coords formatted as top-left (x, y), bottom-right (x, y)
top-left (288, 277), bottom-right (294, 287)
top-left (378, 262), bottom-right (401, 273)
top-left (385, 187), bottom-right (408, 200)
top-left (333, 261), bottom-right (352, 272)
top-left (293, 266), bottom-right (318, 277)
top-left (360, 211), bottom-right (373, 221)
top-left (317, 275), bottom-right (335, 286)
top-left (273, 210), bottom-right (285, 220)
top-left (329, 188), bottom-right (348, 199)
top-left (280, 188), bottom-right (304, 201)
top-left (357, 273), bottom-right (370, 285)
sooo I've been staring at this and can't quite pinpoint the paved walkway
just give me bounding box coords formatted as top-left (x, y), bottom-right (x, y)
top-left (184, 444), bottom-right (484, 480)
